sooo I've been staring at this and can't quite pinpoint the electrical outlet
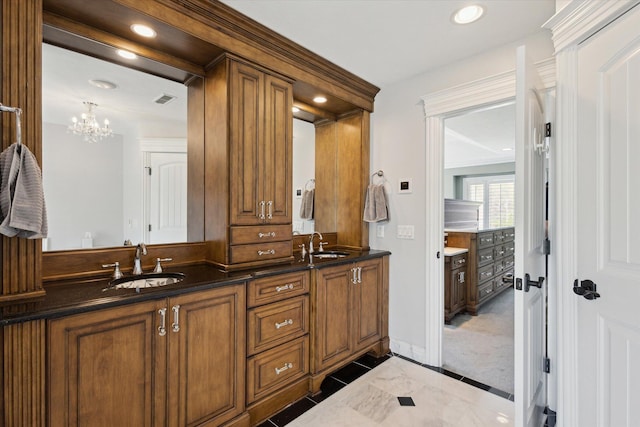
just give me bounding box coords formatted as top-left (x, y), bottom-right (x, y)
top-left (376, 225), bottom-right (385, 238)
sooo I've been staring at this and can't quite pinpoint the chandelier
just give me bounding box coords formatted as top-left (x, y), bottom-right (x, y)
top-left (68, 101), bottom-right (113, 143)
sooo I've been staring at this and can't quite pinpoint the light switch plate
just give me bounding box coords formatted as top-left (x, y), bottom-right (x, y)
top-left (376, 225), bottom-right (385, 238)
top-left (398, 178), bottom-right (412, 194)
top-left (397, 225), bottom-right (415, 239)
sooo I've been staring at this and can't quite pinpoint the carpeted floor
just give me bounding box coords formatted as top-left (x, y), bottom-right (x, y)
top-left (443, 286), bottom-right (514, 394)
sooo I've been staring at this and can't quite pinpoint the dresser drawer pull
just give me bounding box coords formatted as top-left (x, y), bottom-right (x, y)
top-left (483, 288), bottom-right (492, 295)
top-left (480, 271), bottom-right (493, 279)
top-left (480, 237), bottom-right (493, 243)
top-left (456, 259), bottom-right (465, 265)
top-left (257, 249), bottom-right (276, 256)
top-left (258, 201), bottom-right (266, 220)
top-left (275, 362), bottom-right (293, 375)
top-left (275, 283), bottom-right (294, 292)
top-left (458, 272), bottom-right (465, 283)
top-left (480, 255), bottom-right (493, 261)
top-left (275, 319), bottom-right (293, 329)
top-left (258, 231), bottom-right (276, 238)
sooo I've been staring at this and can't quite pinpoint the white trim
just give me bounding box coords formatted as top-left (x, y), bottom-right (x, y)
top-left (553, 44), bottom-right (580, 427)
top-left (139, 138), bottom-right (187, 153)
top-left (543, 0), bottom-right (640, 53)
top-left (389, 338), bottom-right (427, 364)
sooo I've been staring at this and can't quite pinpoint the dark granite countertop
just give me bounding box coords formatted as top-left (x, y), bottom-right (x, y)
top-left (0, 248), bottom-right (390, 326)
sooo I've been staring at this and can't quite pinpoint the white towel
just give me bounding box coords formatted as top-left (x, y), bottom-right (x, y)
top-left (0, 142), bottom-right (48, 238)
top-left (363, 183), bottom-right (389, 223)
top-left (300, 188), bottom-right (314, 220)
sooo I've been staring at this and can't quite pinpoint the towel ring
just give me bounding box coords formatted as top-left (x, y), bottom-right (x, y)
top-left (0, 103), bottom-right (23, 147)
top-left (305, 178), bottom-right (315, 190)
top-left (371, 170), bottom-right (385, 184)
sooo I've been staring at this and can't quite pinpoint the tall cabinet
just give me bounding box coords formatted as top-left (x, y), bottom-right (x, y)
top-left (202, 55), bottom-right (294, 270)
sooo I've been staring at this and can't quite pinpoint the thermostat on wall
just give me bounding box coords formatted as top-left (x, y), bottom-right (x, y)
top-left (398, 178), bottom-right (412, 194)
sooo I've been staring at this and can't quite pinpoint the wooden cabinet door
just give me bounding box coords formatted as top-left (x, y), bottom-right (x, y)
top-left (314, 263), bottom-right (353, 372)
top-left (263, 74), bottom-right (292, 225)
top-left (167, 284), bottom-right (246, 427)
top-left (49, 300), bottom-right (167, 427)
top-left (230, 61), bottom-right (264, 226)
top-left (352, 258), bottom-right (383, 352)
top-left (452, 267), bottom-right (466, 313)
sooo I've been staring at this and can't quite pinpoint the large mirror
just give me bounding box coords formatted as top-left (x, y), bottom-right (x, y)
top-left (292, 118), bottom-right (315, 235)
top-left (42, 43), bottom-right (188, 251)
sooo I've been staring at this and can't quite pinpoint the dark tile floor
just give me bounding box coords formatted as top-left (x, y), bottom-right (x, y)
top-left (256, 352), bottom-right (525, 427)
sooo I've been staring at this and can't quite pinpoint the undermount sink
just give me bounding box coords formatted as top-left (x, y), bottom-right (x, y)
top-left (311, 250), bottom-right (350, 259)
top-left (103, 272), bottom-right (186, 291)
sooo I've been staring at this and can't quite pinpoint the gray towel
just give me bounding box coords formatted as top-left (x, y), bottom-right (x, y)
top-left (363, 183), bottom-right (389, 223)
top-left (0, 142), bottom-right (48, 238)
top-left (300, 188), bottom-right (314, 220)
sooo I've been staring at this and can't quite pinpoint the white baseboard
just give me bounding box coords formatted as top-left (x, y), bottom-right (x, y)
top-left (389, 338), bottom-right (428, 365)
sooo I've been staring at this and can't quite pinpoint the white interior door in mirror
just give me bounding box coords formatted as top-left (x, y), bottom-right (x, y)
top-left (145, 152), bottom-right (187, 244)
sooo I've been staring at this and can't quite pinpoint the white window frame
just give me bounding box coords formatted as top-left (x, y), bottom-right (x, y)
top-left (463, 174), bottom-right (515, 229)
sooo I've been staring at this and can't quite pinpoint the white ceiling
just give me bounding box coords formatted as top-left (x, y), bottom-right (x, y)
top-left (220, 0), bottom-right (555, 87)
top-left (42, 1), bottom-right (555, 166)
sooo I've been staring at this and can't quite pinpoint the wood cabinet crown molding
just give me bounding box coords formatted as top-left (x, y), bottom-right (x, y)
top-left (543, 0), bottom-right (640, 53)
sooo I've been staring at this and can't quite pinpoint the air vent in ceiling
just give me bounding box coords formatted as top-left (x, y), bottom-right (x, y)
top-left (153, 93), bottom-right (176, 105)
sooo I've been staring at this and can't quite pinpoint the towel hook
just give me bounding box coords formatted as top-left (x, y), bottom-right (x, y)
top-left (0, 103), bottom-right (23, 147)
top-left (371, 170), bottom-right (384, 179)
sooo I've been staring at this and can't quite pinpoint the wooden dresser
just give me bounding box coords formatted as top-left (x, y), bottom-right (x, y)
top-left (446, 227), bottom-right (514, 315)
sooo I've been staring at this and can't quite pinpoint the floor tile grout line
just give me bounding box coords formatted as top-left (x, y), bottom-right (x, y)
top-left (328, 375), bottom-right (349, 386)
top-left (352, 360), bottom-right (372, 370)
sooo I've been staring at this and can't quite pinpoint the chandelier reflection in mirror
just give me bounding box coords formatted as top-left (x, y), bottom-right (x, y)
top-left (68, 101), bottom-right (113, 143)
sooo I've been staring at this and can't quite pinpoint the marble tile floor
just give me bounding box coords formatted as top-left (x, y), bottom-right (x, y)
top-left (257, 354), bottom-right (517, 427)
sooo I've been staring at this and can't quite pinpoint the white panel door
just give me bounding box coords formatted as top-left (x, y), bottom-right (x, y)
top-left (146, 152), bottom-right (187, 244)
top-left (576, 5), bottom-right (640, 426)
top-left (514, 45), bottom-right (547, 427)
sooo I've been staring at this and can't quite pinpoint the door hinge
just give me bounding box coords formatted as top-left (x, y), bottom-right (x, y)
top-left (543, 238), bottom-right (551, 255)
top-left (544, 357), bottom-right (551, 373)
top-left (148, 224), bottom-right (152, 232)
top-left (145, 166), bottom-right (152, 176)
top-left (545, 122), bottom-right (551, 138)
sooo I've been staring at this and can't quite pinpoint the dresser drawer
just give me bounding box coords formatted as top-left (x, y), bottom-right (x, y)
top-left (494, 245), bottom-right (508, 260)
top-left (246, 336), bottom-right (310, 403)
top-left (504, 256), bottom-right (515, 270)
top-left (477, 232), bottom-right (495, 248)
top-left (247, 295), bottom-right (309, 355)
top-left (248, 271), bottom-right (309, 308)
top-left (478, 247), bottom-right (495, 266)
top-left (504, 241), bottom-right (515, 257)
top-left (230, 224), bottom-right (292, 245)
top-left (230, 240), bottom-right (293, 264)
top-left (502, 228), bottom-right (515, 242)
top-left (478, 263), bottom-right (494, 284)
top-left (477, 281), bottom-right (494, 303)
top-left (494, 271), bottom-right (514, 292)
top-left (493, 230), bottom-right (506, 244)
top-left (494, 260), bottom-right (506, 275)
top-left (450, 253), bottom-right (467, 269)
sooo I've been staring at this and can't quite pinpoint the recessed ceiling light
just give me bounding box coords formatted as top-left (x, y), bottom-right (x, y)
top-left (313, 96), bottom-right (327, 104)
top-left (502, 148), bottom-right (513, 152)
top-left (116, 49), bottom-right (137, 60)
top-left (88, 79), bottom-right (118, 90)
top-left (130, 24), bottom-right (157, 38)
top-left (453, 5), bottom-right (484, 24)
top-left (292, 106), bottom-right (300, 113)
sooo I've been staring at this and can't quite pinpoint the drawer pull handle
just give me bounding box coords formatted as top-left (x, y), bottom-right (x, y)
top-left (275, 362), bottom-right (293, 375)
top-left (171, 305), bottom-right (180, 333)
top-left (275, 319), bottom-right (293, 329)
top-left (257, 249), bottom-right (276, 256)
top-left (459, 272), bottom-right (465, 283)
top-left (456, 259), bottom-right (465, 264)
top-left (258, 231), bottom-right (276, 238)
top-left (275, 283), bottom-right (294, 292)
top-left (158, 308), bottom-right (167, 337)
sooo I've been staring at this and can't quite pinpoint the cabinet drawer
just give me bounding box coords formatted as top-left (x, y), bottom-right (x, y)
top-left (494, 271), bottom-right (514, 292)
top-left (504, 256), bottom-right (515, 270)
top-left (477, 281), bottom-right (494, 303)
top-left (503, 228), bottom-right (515, 242)
top-left (246, 336), bottom-right (309, 404)
top-left (477, 232), bottom-right (495, 248)
top-left (494, 260), bottom-right (506, 275)
top-left (493, 230), bottom-right (506, 244)
top-left (478, 263), bottom-right (494, 284)
top-left (494, 245), bottom-right (508, 260)
top-left (230, 240), bottom-right (293, 264)
top-left (248, 271), bottom-right (309, 308)
top-left (450, 253), bottom-right (467, 268)
top-left (247, 296), bottom-right (309, 355)
top-left (504, 241), bottom-right (515, 257)
top-left (230, 224), bottom-right (292, 245)
top-left (477, 247), bottom-right (495, 266)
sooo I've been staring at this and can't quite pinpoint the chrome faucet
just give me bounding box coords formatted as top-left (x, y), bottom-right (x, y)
top-left (132, 243), bottom-right (147, 275)
top-left (308, 231), bottom-right (323, 254)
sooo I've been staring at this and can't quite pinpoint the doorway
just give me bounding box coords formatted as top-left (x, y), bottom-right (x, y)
top-left (442, 101), bottom-right (516, 396)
